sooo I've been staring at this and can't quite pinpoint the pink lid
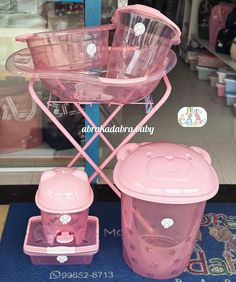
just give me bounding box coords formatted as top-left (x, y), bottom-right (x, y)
top-left (113, 143), bottom-right (219, 204)
top-left (35, 168), bottom-right (94, 213)
top-left (112, 4), bottom-right (181, 44)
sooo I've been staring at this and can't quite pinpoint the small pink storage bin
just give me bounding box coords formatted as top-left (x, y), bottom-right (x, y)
top-left (113, 143), bottom-right (219, 280)
top-left (24, 216), bottom-right (99, 265)
top-left (16, 24), bottom-right (115, 72)
top-left (35, 168), bottom-right (94, 246)
top-left (216, 83), bottom-right (225, 97)
top-left (107, 5), bottom-right (181, 78)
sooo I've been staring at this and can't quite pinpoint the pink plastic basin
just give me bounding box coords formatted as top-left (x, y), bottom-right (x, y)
top-left (107, 5), bottom-right (181, 78)
top-left (24, 216), bottom-right (99, 265)
top-left (16, 24), bottom-right (115, 72)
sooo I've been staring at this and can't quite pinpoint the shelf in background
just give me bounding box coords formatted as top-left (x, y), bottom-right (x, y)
top-left (192, 34), bottom-right (236, 70)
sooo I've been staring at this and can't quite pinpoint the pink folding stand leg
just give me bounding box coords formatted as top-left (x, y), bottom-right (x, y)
top-left (28, 75), bottom-right (171, 198)
top-left (67, 103), bottom-right (124, 168)
top-left (28, 78), bottom-right (121, 198)
top-left (89, 75), bottom-right (172, 182)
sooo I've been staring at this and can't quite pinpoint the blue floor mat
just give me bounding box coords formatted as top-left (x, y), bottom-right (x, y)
top-left (0, 202), bottom-right (236, 282)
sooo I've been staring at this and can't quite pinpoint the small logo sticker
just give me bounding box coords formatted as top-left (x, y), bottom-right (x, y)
top-left (86, 43), bottom-right (97, 57)
top-left (161, 218), bottom-right (174, 229)
top-left (178, 107), bottom-right (207, 127)
top-left (56, 255), bottom-right (68, 264)
top-left (60, 214), bottom-right (72, 225)
top-left (134, 23), bottom-right (146, 36)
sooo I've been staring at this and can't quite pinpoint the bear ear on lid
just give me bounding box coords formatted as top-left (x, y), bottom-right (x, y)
top-left (190, 146), bottom-right (212, 165)
top-left (116, 143), bottom-right (140, 161)
top-left (40, 170), bottom-right (56, 182)
top-left (72, 170), bottom-right (88, 181)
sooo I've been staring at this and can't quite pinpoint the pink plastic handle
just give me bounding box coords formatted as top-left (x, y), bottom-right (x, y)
top-left (112, 4), bottom-right (181, 44)
top-left (56, 232), bottom-right (74, 244)
top-left (99, 76), bottom-right (148, 85)
top-left (16, 34), bottom-right (34, 42)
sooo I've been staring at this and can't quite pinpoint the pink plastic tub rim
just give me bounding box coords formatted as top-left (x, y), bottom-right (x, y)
top-left (112, 4), bottom-right (181, 45)
top-left (16, 24), bottom-right (115, 42)
top-left (6, 48), bottom-right (177, 85)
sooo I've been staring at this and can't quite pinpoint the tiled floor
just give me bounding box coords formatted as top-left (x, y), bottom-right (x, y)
top-left (0, 206), bottom-right (9, 241)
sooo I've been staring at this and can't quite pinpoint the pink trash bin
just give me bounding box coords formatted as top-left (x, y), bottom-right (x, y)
top-left (35, 167), bottom-right (94, 246)
top-left (113, 143), bottom-right (219, 280)
top-left (107, 4), bottom-right (181, 78)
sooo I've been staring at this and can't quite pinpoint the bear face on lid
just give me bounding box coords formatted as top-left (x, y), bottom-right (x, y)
top-left (35, 167), bottom-right (94, 213)
top-left (113, 143), bottom-right (219, 204)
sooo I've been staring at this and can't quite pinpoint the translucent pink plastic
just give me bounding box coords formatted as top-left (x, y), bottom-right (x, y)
top-left (107, 5), bottom-right (181, 78)
top-left (16, 25), bottom-right (115, 72)
top-left (6, 6), bottom-right (180, 103)
top-left (24, 216), bottom-right (99, 265)
top-left (36, 168), bottom-right (93, 214)
top-left (6, 48), bottom-right (176, 103)
top-left (216, 83), bottom-right (225, 97)
top-left (121, 194), bottom-right (206, 279)
top-left (114, 143), bottom-right (219, 204)
top-left (41, 209), bottom-right (89, 246)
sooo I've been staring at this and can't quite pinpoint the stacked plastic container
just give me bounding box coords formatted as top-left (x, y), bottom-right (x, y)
top-left (24, 168), bottom-right (99, 265)
top-left (216, 67), bottom-right (236, 98)
top-left (114, 142), bottom-right (219, 280)
top-left (196, 51), bottom-right (226, 81)
top-left (224, 74), bottom-right (236, 106)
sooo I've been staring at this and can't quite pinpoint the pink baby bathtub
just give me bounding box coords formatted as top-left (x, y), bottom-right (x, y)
top-left (113, 142), bottom-right (219, 280)
top-left (6, 47), bottom-right (177, 103)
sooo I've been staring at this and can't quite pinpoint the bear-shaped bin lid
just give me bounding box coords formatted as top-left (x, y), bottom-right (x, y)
top-left (35, 168), bottom-right (94, 213)
top-left (113, 143), bottom-right (219, 204)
